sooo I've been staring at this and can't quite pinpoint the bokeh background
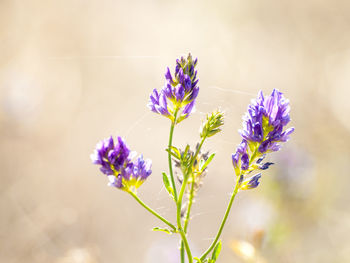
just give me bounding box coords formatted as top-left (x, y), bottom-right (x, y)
top-left (1, 0), bottom-right (350, 262)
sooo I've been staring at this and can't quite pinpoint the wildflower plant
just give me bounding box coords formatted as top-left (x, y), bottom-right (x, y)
top-left (91, 53), bottom-right (294, 263)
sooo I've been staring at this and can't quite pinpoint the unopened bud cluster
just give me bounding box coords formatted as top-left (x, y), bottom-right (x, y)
top-left (200, 110), bottom-right (224, 139)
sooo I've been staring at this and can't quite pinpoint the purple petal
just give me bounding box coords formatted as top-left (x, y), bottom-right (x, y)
top-left (241, 153), bottom-right (249, 170)
top-left (165, 67), bottom-right (173, 84)
top-left (182, 100), bottom-right (195, 116)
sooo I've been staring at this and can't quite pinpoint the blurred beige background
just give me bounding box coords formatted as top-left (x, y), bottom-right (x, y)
top-left (1, 0), bottom-right (350, 262)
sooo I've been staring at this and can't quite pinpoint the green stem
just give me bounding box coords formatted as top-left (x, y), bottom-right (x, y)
top-left (184, 179), bottom-right (195, 232)
top-left (178, 136), bottom-right (206, 226)
top-left (128, 191), bottom-right (176, 232)
top-left (179, 178), bottom-right (195, 263)
top-left (178, 136), bottom-right (206, 263)
top-left (184, 182), bottom-right (194, 233)
top-left (192, 137), bottom-right (206, 168)
top-left (177, 181), bottom-right (187, 226)
top-left (179, 228), bottom-right (193, 263)
top-left (249, 149), bottom-right (258, 163)
top-left (198, 143), bottom-right (260, 260)
top-left (177, 180), bottom-right (192, 262)
top-left (199, 177), bottom-right (241, 261)
top-left (168, 111), bottom-right (178, 202)
top-left (180, 241), bottom-right (185, 263)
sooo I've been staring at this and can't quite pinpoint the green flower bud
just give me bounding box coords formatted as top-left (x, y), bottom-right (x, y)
top-left (200, 109), bottom-right (224, 138)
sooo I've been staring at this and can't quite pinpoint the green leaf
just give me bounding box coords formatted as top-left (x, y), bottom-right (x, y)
top-left (166, 146), bottom-right (181, 160)
top-left (184, 144), bottom-right (190, 155)
top-left (193, 257), bottom-right (202, 263)
top-left (181, 145), bottom-right (190, 162)
top-left (200, 153), bottom-right (216, 172)
top-left (170, 146), bottom-right (180, 156)
top-left (162, 172), bottom-right (174, 199)
top-left (211, 240), bottom-right (222, 262)
top-left (152, 227), bottom-right (172, 235)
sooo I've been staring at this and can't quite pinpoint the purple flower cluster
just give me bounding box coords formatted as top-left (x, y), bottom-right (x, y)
top-left (232, 89), bottom-right (294, 189)
top-left (240, 89), bottom-right (294, 153)
top-left (91, 136), bottom-right (152, 191)
top-left (148, 54), bottom-right (199, 123)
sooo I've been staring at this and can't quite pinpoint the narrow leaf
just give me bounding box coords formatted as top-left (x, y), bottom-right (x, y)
top-left (211, 240), bottom-right (222, 261)
top-left (200, 153), bottom-right (216, 172)
top-left (166, 148), bottom-right (181, 160)
top-left (170, 146), bottom-right (180, 155)
top-left (183, 144), bottom-right (190, 157)
top-left (152, 227), bottom-right (172, 235)
top-left (162, 172), bottom-right (174, 199)
top-left (199, 158), bottom-right (205, 168)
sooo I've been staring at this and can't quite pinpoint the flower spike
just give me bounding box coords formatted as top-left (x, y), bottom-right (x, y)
top-left (232, 89), bottom-right (294, 189)
top-left (148, 53), bottom-right (199, 123)
top-left (91, 136), bottom-right (152, 192)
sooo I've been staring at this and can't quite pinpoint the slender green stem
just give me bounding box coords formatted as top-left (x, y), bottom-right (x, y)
top-left (199, 177), bottom-right (241, 261)
top-left (198, 143), bottom-right (260, 260)
top-left (249, 149), bottom-right (258, 163)
top-left (179, 228), bottom-right (193, 263)
top-left (177, 181), bottom-right (187, 225)
top-left (128, 191), bottom-right (176, 232)
top-left (184, 179), bottom-right (195, 232)
top-left (178, 136), bottom-right (207, 263)
top-left (177, 136), bottom-right (206, 229)
top-left (179, 178), bottom-right (195, 262)
top-left (192, 137), bottom-right (206, 168)
top-left (180, 242), bottom-right (185, 263)
top-left (168, 111), bottom-right (178, 202)
top-left (176, 179), bottom-right (192, 262)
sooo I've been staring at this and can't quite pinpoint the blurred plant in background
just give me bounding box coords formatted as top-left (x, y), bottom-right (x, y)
top-left (91, 54), bottom-right (294, 263)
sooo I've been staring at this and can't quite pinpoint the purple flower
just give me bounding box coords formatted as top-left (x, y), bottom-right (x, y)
top-left (239, 89), bottom-right (294, 154)
top-left (148, 89), bottom-right (170, 117)
top-left (148, 53), bottom-right (199, 123)
top-left (91, 136), bottom-right (152, 192)
top-left (133, 155), bottom-right (152, 181)
top-left (232, 140), bottom-right (249, 174)
top-left (231, 90), bottom-right (294, 189)
top-left (259, 162), bottom-right (274, 170)
top-left (240, 174), bottom-right (261, 190)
